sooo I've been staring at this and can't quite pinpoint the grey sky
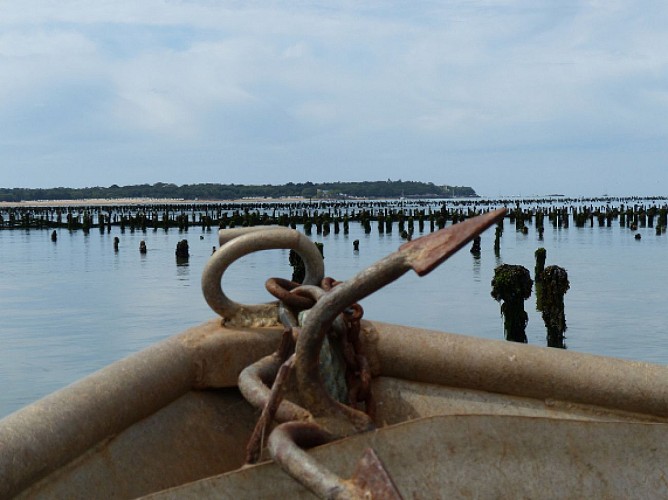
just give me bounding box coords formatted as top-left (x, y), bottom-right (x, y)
top-left (1, 1), bottom-right (667, 197)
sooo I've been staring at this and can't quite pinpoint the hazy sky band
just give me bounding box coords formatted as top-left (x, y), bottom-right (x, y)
top-left (1, 1), bottom-right (666, 196)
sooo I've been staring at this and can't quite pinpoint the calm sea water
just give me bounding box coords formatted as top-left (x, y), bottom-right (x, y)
top-left (2, 211), bottom-right (667, 418)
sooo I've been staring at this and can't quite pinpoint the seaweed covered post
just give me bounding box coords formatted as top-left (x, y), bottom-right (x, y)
top-left (491, 264), bottom-right (533, 343)
top-left (541, 265), bottom-right (570, 349)
top-left (290, 242), bottom-right (324, 283)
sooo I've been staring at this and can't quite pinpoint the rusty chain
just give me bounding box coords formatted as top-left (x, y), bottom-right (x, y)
top-left (243, 276), bottom-right (376, 465)
top-left (266, 277), bottom-right (375, 414)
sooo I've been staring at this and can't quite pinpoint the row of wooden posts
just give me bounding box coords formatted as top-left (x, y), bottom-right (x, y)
top-left (3, 202), bottom-right (667, 240)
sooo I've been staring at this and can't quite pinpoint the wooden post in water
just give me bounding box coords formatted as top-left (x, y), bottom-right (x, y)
top-left (535, 210), bottom-right (544, 233)
top-left (289, 242), bottom-right (324, 283)
top-left (534, 248), bottom-right (547, 282)
top-left (534, 247), bottom-right (547, 312)
top-left (175, 240), bottom-right (189, 261)
top-left (541, 265), bottom-right (570, 349)
top-left (491, 264), bottom-right (533, 343)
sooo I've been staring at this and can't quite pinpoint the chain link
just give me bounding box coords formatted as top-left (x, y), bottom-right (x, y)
top-left (264, 276), bottom-right (375, 417)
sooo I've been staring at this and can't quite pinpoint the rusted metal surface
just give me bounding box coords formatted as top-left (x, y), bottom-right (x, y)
top-left (145, 414), bottom-right (668, 499)
top-left (201, 227), bottom-right (325, 327)
top-left (266, 277), bottom-right (316, 310)
top-left (349, 448), bottom-right (402, 500)
top-left (268, 422), bottom-right (402, 499)
top-left (340, 305), bottom-right (374, 417)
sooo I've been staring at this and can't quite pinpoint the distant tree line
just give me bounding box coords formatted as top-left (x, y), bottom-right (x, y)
top-left (0, 180), bottom-right (477, 202)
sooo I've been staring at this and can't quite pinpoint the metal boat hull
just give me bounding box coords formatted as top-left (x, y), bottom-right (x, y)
top-left (3, 319), bottom-right (668, 498)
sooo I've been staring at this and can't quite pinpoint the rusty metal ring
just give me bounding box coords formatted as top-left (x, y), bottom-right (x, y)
top-left (343, 303), bottom-right (364, 322)
top-left (266, 277), bottom-right (316, 311)
top-left (201, 227), bottom-right (325, 327)
top-left (320, 277), bottom-right (343, 291)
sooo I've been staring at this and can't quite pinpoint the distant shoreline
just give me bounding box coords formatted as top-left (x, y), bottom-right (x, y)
top-left (0, 197), bottom-right (309, 208)
top-left (0, 180), bottom-right (478, 204)
top-left (0, 194), bottom-right (665, 209)
top-left (0, 195), bottom-right (476, 208)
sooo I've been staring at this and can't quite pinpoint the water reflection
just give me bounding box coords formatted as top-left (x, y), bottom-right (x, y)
top-left (547, 332), bottom-right (567, 349)
top-left (176, 258), bottom-right (190, 281)
top-left (472, 254), bottom-right (481, 283)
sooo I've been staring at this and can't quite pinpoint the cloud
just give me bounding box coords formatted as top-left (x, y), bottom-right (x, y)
top-left (0, 1), bottom-right (667, 194)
